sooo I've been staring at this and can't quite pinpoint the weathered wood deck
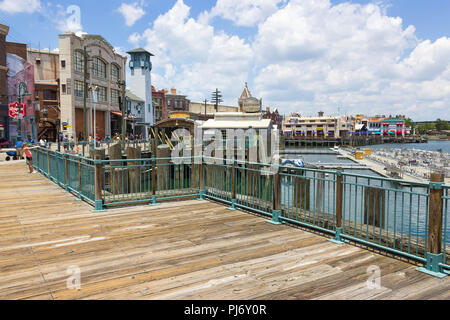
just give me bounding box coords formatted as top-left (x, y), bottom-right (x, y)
top-left (0, 162), bottom-right (449, 300)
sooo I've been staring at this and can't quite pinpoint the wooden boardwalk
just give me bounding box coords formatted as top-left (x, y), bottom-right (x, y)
top-left (0, 162), bottom-right (449, 300)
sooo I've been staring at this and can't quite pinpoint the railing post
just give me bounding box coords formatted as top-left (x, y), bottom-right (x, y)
top-left (36, 148), bottom-right (40, 173)
top-left (199, 158), bottom-right (205, 200)
top-left (64, 154), bottom-right (69, 192)
top-left (329, 167), bottom-right (347, 244)
top-left (417, 173), bottom-right (446, 278)
top-left (93, 160), bottom-right (105, 212)
top-left (77, 158), bottom-right (82, 200)
top-left (46, 149), bottom-right (50, 178)
top-left (228, 161), bottom-right (236, 210)
top-left (150, 159), bottom-right (158, 205)
top-left (269, 167), bottom-right (282, 225)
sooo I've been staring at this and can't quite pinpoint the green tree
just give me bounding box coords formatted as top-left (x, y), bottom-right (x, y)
top-left (405, 117), bottom-right (414, 128)
top-left (417, 123), bottom-right (435, 134)
top-left (435, 119), bottom-right (450, 131)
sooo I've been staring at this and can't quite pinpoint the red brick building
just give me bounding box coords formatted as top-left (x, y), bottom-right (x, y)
top-left (263, 107), bottom-right (283, 129)
top-left (151, 86), bottom-right (167, 122)
top-left (165, 88), bottom-right (190, 116)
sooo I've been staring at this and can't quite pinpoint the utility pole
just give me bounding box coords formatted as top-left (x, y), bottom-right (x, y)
top-left (203, 99), bottom-right (208, 115)
top-left (211, 88), bottom-right (223, 112)
top-left (118, 80), bottom-right (127, 141)
top-left (83, 46), bottom-right (89, 140)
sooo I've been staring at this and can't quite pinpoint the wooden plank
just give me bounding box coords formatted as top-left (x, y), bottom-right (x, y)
top-left (0, 162), bottom-right (448, 300)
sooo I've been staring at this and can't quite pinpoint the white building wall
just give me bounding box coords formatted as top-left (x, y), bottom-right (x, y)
top-left (129, 64), bottom-right (153, 139)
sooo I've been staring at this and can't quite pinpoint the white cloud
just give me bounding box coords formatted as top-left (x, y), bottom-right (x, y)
top-left (127, 0), bottom-right (450, 120)
top-left (0, 0), bottom-right (41, 14)
top-left (130, 0), bottom-right (253, 104)
top-left (251, 0), bottom-right (450, 119)
top-left (55, 4), bottom-right (84, 36)
top-left (117, 2), bottom-right (145, 27)
top-left (199, 0), bottom-right (286, 27)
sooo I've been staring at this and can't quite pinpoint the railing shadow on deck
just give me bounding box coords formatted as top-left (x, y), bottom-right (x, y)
top-left (30, 148), bottom-right (450, 277)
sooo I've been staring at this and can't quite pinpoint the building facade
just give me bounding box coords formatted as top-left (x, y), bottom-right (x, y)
top-left (0, 24), bottom-right (9, 144)
top-left (124, 89), bottom-right (145, 137)
top-left (27, 48), bottom-right (60, 141)
top-left (382, 118), bottom-right (406, 137)
top-left (59, 32), bottom-right (127, 140)
top-left (262, 107), bottom-right (283, 129)
top-left (152, 86), bottom-right (167, 123)
top-left (166, 88), bottom-right (190, 115)
top-left (282, 113), bottom-right (354, 138)
top-left (189, 101), bottom-right (238, 120)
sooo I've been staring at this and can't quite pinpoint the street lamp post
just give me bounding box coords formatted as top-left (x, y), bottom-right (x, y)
top-left (17, 81), bottom-right (30, 142)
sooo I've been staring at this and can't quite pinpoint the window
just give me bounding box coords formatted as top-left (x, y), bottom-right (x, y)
top-left (111, 64), bottom-right (120, 82)
top-left (43, 90), bottom-right (57, 100)
top-left (74, 81), bottom-right (84, 98)
top-left (92, 57), bottom-right (107, 79)
top-left (97, 86), bottom-right (107, 102)
top-left (61, 60), bottom-right (66, 68)
top-left (62, 84), bottom-right (66, 94)
top-left (74, 51), bottom-right (84, 72)
top-left (111, 89), bottom-right (119, 104)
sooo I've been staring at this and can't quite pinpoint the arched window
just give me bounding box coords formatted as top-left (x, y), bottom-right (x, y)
top-left (111, 64), bottom-right (120, 82)
top-left (74, 51), bottom-right (84, 72)
top-left (92, 57), bottom-right (107, 79)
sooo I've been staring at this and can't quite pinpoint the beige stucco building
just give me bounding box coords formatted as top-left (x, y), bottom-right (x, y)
top-left (282, 112), bottom-right (354, 138)
top-left (189, 102), bottom-right (238, 116)
top-left (58, 32), bottom-right (126, 139)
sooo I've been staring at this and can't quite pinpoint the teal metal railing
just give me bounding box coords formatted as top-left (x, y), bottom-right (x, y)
top-left (443, 186), bottom-right (450, 269)
top-left (29, 148), bottom-right (450, 276)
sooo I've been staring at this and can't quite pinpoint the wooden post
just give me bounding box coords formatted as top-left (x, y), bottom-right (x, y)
top-left (428, 173), bottom-right (444, 254)
top-left (364, 187), bottom-right (386, 230)
top-left (417, 172), bottom-right (446, 277)
top-left (126, 146), bottom-right (141, 195)
top-left (270, 170), bottom-right (281, 224)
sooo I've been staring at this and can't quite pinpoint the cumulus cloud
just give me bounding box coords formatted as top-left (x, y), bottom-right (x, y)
top-left (0, 0), bottom-right (41, 14)
top-left (199, 0), bottom-right (286, 27)
top-left (252, 0), bottom-right (449, 119)
top-left (129, 0), bottom-right (253, 103)
top-left (117, 2), bottom-right (146, 27)
top-left (128, 0), bottom-right (450, 120)
top-left (55, 4), bottom-right (84, 36)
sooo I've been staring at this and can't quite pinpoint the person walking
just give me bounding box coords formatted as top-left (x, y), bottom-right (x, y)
top-left (22, 143), bottom-right (39, 174)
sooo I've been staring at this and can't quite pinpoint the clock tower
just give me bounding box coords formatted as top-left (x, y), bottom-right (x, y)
top-left (127, 48), bottom-right (154, 139)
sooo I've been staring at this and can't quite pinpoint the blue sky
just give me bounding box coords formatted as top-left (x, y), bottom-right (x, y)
top-left (0, 0), bottom-right (449, 120)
